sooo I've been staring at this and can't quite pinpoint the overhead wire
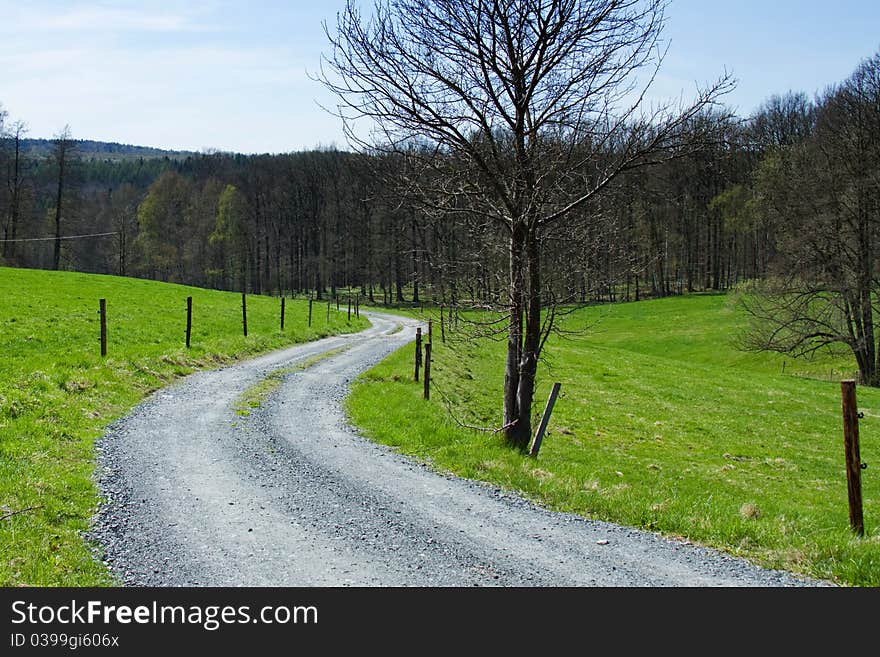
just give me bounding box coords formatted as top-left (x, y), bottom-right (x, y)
top-left (0, 232), bottom-right (118, 242)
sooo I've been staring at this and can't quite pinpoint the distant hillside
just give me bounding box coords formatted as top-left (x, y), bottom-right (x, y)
top-left (21, 138), bottom-right (198, 161)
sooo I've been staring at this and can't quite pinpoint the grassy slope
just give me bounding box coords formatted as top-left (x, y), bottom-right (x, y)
top-left (348, 293), bottom-right (880, 586)
top-left (0, 267), bottom-right (367, 586)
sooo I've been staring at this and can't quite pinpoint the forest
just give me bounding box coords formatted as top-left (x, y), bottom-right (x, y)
top-left (1, 48), bottom-right (878, 381)
top-left (0, 93), bottom-right (814, 301)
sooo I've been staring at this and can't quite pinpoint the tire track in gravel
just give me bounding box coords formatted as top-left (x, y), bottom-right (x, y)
top-left (91, 312), bottom-right (827, 586)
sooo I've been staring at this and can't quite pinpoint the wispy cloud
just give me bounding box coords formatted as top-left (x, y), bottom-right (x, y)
top-left (0, 0), bottom-right (360, 152)
top-left (0, 1), bottom-right (218, 34)
top-left (0, 36), bottom-right (336, 152)
top-left (44, 7), bottom-right (192, 32)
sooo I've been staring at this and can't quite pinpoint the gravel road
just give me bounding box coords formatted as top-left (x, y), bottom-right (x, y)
top-left (91, 312), bottom-right (826, 586)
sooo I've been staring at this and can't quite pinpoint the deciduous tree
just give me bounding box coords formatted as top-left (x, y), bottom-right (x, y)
top-left (321, 0), bottom-right (733, 448)
top-left (742, 52), bottom-right (880, 385)
top-left (50, 125), bottom-right (77, 270)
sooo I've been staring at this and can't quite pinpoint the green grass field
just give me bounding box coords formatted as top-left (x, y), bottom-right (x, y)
top-left (0, 266), bottom-right (367, 586)
top-left (347, 293), bottom-right (880, 586)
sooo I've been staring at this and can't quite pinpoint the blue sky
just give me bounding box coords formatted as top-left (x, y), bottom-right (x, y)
top-left (1, 0), bottom-right (878, 154)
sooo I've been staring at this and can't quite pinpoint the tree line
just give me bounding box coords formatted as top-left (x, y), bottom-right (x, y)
top-left (1, 87), bottom-right (845, 305)
top-left (1, 3), bottom-right (877, 417)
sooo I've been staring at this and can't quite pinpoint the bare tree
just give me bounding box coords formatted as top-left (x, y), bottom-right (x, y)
top-left (0, 104), bottom-right (8, 258)
top-left (3, 120), bottom-right (29, 264)
top-left (748, 91), bottom-right (815, 150)
top-left (742, 52), bottom-right (880, 384)
top-left (321, 0), bottom-right (733, 448)
top-left (51, 125), bottom-right (76, 270)
top-left (0, 107), bottom-right (7, 254)
top-left (110, 183), bottom-right (141, 276)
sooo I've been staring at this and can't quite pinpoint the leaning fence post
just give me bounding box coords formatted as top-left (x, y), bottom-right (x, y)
top-left (186, 296), bottom-right (192, 348)
top-left (414, 327), bottom-right (422, 382)
top-left (841, 380), bottom-right (865, 536)
top-left (99, 298), bottom-right (107, 357)
top-left (529, 382), bottom-right (562, 458)
top-left (423, 342), bottom-right (431, 400)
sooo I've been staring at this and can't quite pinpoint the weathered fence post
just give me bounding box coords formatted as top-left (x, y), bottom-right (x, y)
top-left (414, 327), bottom-right (422, 382)
top-left (241, 293), bottom-right (248, 337)
top-left (440, 305), bottom-right (446, 343)
top-left (99, 298), bottom-right (107, 357)
top-left (186, 296), bottom-right (192, 348)
top-left (280, 297), bottom-right (285, 331)
top-left (529, 382), bottom-right (562, 458)
top-left (428, 318), bottom-right (433, 344)
top-left (347, 295), bottom-right (352, 322)
top-left (327, 300), bottom-right (331, 323)
top-left (423, 342), bottom-right (431, 400)
top-left (841, 380), bottom-right (865, 536)
top-left (356, 294), bottom-right (360, 318)
top-left (308, 297), bottom-right (313, 327)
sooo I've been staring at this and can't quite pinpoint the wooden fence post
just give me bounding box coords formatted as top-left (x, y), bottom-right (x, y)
top-left (529, 382), bottom-right (562, 458)
top-left (241, 293), bottom-right (248, 337)
top-left (414, 327), bottom-right (422, 382)
top-left (440, 305), bottom-right (446, 343)
top-left (841, 380), bottom-right (865, 536)
top-left (428, 318), bottom-right (433, 344)
top-left (308, 297), bottom-right (313, 327)
top-left (327, 300), bottom-right (331, 323)
top-left (356, 294), bottom-right (360, 318)
top-left (280, 297), bottom-right (285, 331)
top-left (186, 296), bottom-right (192, 348)
top-left (347, 295), bottom-right (352, 322)
top-left (423, 342), bottom-right (431, 400)
top-left (99, 298), bottom-right (107, 357)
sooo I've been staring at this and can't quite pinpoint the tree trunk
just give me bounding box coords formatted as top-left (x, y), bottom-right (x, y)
top-left (53, 153), bottom-right (66, 270)
top-left (512, 229), bottom-right (542, 450)
top-left (4, 131), bottom-right (23, 263)
top-left (411, 217), bottom-right (420, 303)
top-left (503, 223), bottom-right (526, 446)
top-left (394, 225), bottom-right (405, 302)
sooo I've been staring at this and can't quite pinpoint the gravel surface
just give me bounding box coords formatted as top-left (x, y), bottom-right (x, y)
top-left (90, 312), bottom-right (828, 586)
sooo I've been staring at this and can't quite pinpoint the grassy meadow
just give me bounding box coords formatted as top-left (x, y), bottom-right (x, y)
top-left (0, 266), bottom-right (367, 586)
top-left (347, 293), bottom-right (880, 586)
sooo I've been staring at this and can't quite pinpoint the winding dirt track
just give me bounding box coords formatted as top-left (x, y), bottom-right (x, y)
top-left (91, 312), bottom-right (824, 586)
